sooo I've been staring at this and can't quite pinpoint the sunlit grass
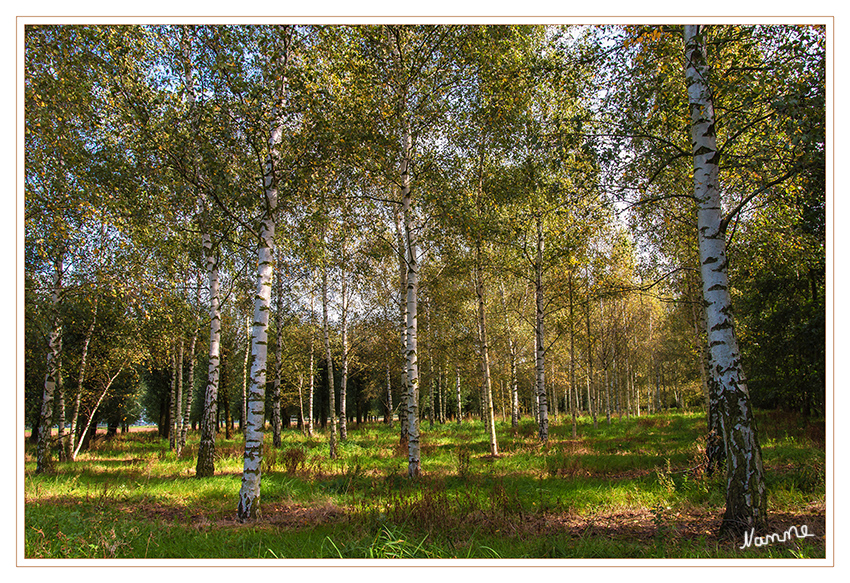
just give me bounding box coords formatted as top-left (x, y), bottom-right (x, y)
top-left (24, 410), bottom-right (826, 559)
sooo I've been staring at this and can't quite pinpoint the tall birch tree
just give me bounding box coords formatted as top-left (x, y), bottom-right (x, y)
top-left (683, 24), bottom-right (767, 535)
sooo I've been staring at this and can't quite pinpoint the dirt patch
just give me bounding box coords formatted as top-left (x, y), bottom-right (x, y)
top-left (29, 494), bottom-right (348, 531)
top-left (543, 506), bottom-right (827, 546)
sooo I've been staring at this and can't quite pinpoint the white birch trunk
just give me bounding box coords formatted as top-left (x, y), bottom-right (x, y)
top-left (534, 216), bottom-right (548, 442)
top-left (684, 24), bottom-right (766, 535)
top-left (173, 340), bottom-right (184, 448)
top-left (68, 297), bottom-right (97, 462)
top-left (386, 362), bottom-right (393, 426)
top-left (241, 313), bottom-right (250, 434)
top-left (456, 367), bottom-right (462, 424)
top-left (395, 208), bottom-right (409, 443)
top-left (36, 257), bottom-right (63, 474)
top-left (272, 247), bottom-right (284, 447)
top-left (307, 284), bottom-right (315, 437)
top-left (237, 207), bottom-right (276, 520)
top-left (178, 28), bottom-right (218, 477)
top-left (297, 374), bottom-right (304, 434)
top-left (55, 353), bottom-right (66, 462)
top-left (569, 271), bottom-right (577, 437)
top-left (585, 270), bottom-right (597, 429)
top-left (340, 239), bottom-right (349, 442)
top-left (236, 28), bottom-right (291, 521)
top-left (73, 363), bottom-right (126, 460)
top-left (179, 310), bottom-right (199, 456)
top-left (498, 281), bottom-right (519, 429)
top-left (196, 234), bottom-right (221, 478)
top-left (405, 237), bottom-right (420, 476)
top-left (321, 232), bottom-right (338, 460)
top-left (168, 346), bottom-right (177, 450)
top-left (475, 249), bottom-right (498, 456)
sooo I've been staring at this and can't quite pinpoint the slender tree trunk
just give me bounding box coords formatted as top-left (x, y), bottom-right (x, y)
top-left (68, 297), bottom-right (97, 462)
top-left (196, 235), bottom-right (221, 478)
top-left (272, 246), bottom-right (284, 448)
top-left (340, 318), bottom-right (348, 442)
top-left (174, 339), bottom-right (185, 450)
top-left (456, 367), bottom-right (462, 424)
top-left (426, 307), bottom-right (435, 430)
top-left (475, 246), bottom-right (498, 456)
top-left (339, 241), bottom-right (349, 442)
top-left (169, 344), bottom-right (178, 450)
top-left (569, 271), bottom-right (577, 437)
top-left (178, 28), bottom-right (217, 475)
top-left (321, 231), bottom-right (338, 460)
top-left (179, 304), bottom-right (199, 456)
top-left (297, 373), bottom-right (304, 433)
top-left (400, 122), bottom-right (420, 477)
top-left (55, 352), bottom-right (66, 462)
top-left (395, 208), bottom-right (409, 445)
top-left (237, 180), bottom-right (277, 519)
top-left (73, 365), bottom-right (125, 460)
top-left (236, 28), bottom-right (293, 521)
top-left (635, 358), bottom-right (641, 416)
top-left (386, 362), bottom-right (393, 426)
top-left (240, 313), bottom-right (250, 434)
top-left (307, 284), bottom-right (315, 437)
top-left (625, 348), bottom-right (632, 420)
top-left (37, 257), bottom-right (63, 474)
top-left (534, 215), bottom-right (549, 442)
top-left (684, 24), bottom-right (766, 535)
top-left (585, 270), bottom-right (597, 429)
top-left (550, 360), bottom-right (559, 422)
top-left (439, 368), bottom-right (446, 423)
top-left (404, 234), bottom-right (421, 477)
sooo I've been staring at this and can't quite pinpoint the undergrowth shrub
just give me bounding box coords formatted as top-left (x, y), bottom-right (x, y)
top-left (545, 451), bottom-right (583, 477)
top-left (262, 447), bottom-right (279, 474)
top-left (454, 445), bottom-right (471, 478)
top-left (281, 447), bottom-right (307, 475)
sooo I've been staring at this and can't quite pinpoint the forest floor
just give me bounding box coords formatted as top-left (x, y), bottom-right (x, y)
top-left (23, 410), bottom-right (826, 560)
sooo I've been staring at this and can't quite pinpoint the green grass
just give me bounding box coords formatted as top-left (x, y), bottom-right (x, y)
top-left (24, 410), bottom-right (826, 559)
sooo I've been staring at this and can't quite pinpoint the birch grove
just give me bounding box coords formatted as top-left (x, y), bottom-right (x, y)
top-left (24, 24), bottom-right (823, 539)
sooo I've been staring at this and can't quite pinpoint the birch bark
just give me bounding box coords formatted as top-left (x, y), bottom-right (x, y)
top-left (55, 355), bottom-right (66, 462)
top-left (240, 313), bottom-right (250, 434)
top-left (272, 246), bottom-right (284, 447)
top-left (395, 208), bottom-right (409, 444)
top-left (307, 283), bottom-right (315, 437)
top-left (475, 245), bottom-right (498, 456)
top-left (68, 297), bottom-right (97, 461)
top-left (498, 281), bottom-right (519, 429)
top-left (171, 338), bottom-right (183, 450)
top-left (179, 309), bottom-right (199, 456)
top-left (168, 346), bottom-right (177, 449)
top-left (534, 216), bottom-right (549, 442)
top-left (684, 24), bottom-right (767, 535)
top-left (404, 235), bottom-right (420, 476)
top-left (400, 107), bottom-right (420, 477)
top-left (73, 364), bottom-right (125, 460)
top-left (321, 230), bottom-right (338, 460)
top-left (339, 236), bottom-right (349, 442)
top-left (36, 255), bottom-right (63, 474)
top-left (569, 271), bottom-right (577, 437)
top-left (196, 233), bottom-right (221, 478)
top-left (179, 28), bottom-right (220, 479)
top-left (386, 363), bottom-right (393, 426)
top-left (236, 39), bottom-right (289, 518)
top-left (456, 368), bottom-right (462, 424)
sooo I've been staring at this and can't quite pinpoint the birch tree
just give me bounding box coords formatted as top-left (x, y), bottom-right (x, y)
top-left (683, 25), bottom-right (767, 535)
top-left (237, 26), bottom-right (295, 521)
